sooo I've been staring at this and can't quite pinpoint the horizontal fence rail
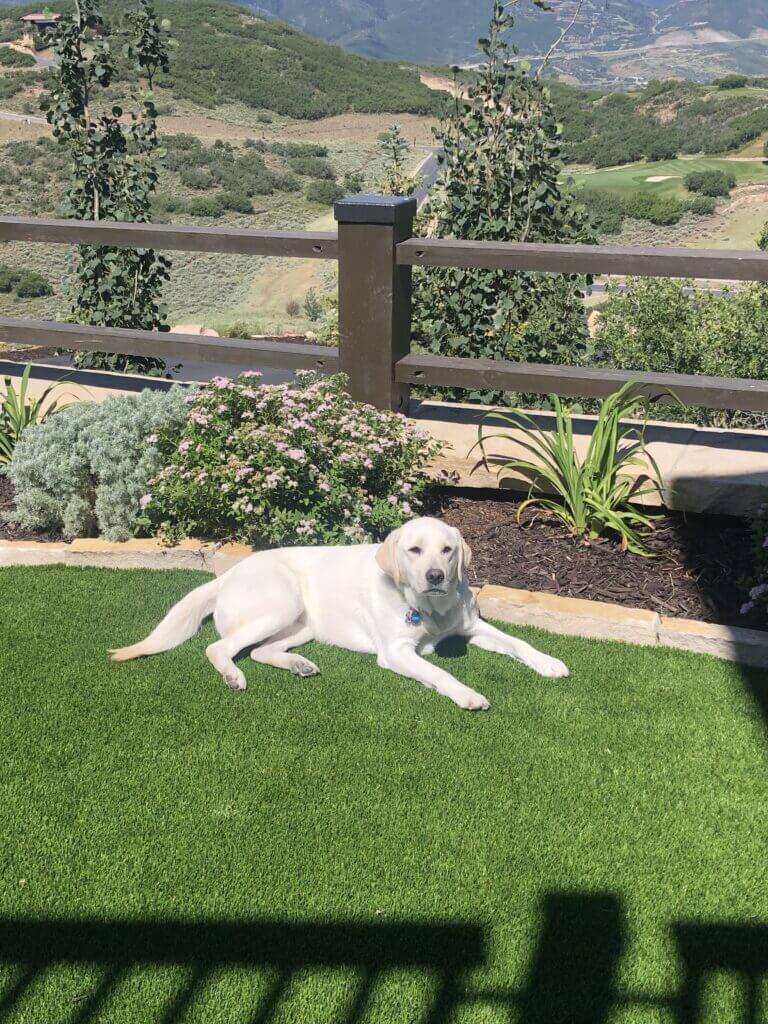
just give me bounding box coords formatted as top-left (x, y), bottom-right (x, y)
top-left (4, 200), bottom-right (768, 414)
top-left (0, 319), bottom-right (339, 373)
top-left (0, 216), bottom-right (339, 259)
top-left (395, 354), bottom-right (768, 414)
top-left (396, 237), bottom-right (768, 282)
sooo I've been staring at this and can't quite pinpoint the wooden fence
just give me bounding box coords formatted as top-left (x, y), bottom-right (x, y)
top-left (2, 195), bottom-right (768, 413)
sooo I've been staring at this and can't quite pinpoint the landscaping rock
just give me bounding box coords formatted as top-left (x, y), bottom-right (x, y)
top-left (478, 584), bottom-right (661, 646)
top-left (657, 616), bottom-right (768, 667)
top-left (213, 543), bottom-right (253, 576)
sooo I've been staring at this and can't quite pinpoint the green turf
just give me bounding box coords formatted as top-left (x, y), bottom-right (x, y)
top-left (1, 565), bottom-right (767, 1023)
top-left (568, 156), bottom-right (768, 201)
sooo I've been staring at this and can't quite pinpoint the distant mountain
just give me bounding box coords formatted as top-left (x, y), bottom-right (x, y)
top-left (251, 0), bottom-right (658, 63)
top-left (251, 0), bottom-right (768, 72)
top-left (655, 0), bottom-right (768, 41)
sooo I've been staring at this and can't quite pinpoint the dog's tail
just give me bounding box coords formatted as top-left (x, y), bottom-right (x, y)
top-left (109, 577), bottom-right (221, 662)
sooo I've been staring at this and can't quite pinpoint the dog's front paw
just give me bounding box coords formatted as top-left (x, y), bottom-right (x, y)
top-left (530, 654), bottom-right (569, 679)
top-left (450, 686), bottom-right (490, 711)
top-left (224, 668), bottom-right (247, 691)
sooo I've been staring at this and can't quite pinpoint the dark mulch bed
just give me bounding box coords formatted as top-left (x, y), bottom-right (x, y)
top-left (0, 475), bottom-right (64, 542)
top-left (0, 474), bottom-right (758, 628)
top-left (434, 490), bottom-right (755, 628)
top-left (0, 347), bottom-right (60, 363)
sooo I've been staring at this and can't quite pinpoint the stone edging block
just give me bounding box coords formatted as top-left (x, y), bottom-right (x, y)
top-left (478, 584), bottom-right (660, 646)
top-left (477, 584), bottom-right (768, 668)
top-left (656, 616), bottom-right (768, 668)
top-left (0, 537), bottom-right (217, 571)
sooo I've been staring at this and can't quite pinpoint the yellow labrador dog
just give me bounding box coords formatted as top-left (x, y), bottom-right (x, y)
top-left (111, 517), bottom-right (568, 710)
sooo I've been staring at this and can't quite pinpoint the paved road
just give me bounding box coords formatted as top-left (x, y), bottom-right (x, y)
top-left (414, 148), bottom-right (442, 207)
top-left (0, 108), bottom-right (46, 125)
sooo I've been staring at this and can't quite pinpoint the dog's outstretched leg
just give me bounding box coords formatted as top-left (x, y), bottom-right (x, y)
top-left (468, 620), bottom-right (569, 678)
top-left (250, 625), bottom-right (318, 676)
top-left (206, 617), bottom-right (299, 691)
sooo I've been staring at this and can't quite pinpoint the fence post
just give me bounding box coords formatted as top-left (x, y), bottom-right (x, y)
top-left (334, 194), bottom-right (417, 412)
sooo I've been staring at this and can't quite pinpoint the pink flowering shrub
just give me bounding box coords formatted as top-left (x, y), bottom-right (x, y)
top-left (144, 372), bottom-right (445, 546)
top-left (742, 503), bottom-right (768, 618)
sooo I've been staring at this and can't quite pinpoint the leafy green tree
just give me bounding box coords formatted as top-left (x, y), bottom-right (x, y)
top-left (375, 125), bottom-right (422, 197)
top-left (304, 288), bottom-right (323, 322)
top-left (592, 277), bottom-right (768, 429)
top-left (46, 0), bottom-right (172, 375)
top-left (413, 0), bottom-right (594, 402)
top-left (759, 221), bottom-right (768, 251)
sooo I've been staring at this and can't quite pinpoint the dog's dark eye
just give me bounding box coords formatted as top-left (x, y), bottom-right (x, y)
top-left (442, 546), bottom-right (453, 555)
top-left (408, 546), bottom-right (422, 555)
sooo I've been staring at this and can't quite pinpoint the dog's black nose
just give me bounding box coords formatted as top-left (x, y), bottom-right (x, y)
top-left (426, 569), bottom-right (445, 586)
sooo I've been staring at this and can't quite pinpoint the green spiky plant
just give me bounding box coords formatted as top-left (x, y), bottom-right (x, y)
top-left (476, 381), bottom-right (675, 556)
top-left (0, 365), bottom-right (74, 466)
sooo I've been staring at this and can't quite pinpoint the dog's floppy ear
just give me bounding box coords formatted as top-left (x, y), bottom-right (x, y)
top-left (455, 528), bottom-right (472, 582)
top-left (376, 527), bottom-right (403, 585)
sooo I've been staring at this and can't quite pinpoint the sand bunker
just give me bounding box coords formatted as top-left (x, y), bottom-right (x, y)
top-left (645, 175), bottom-right (680, 183)
top-left (170, 324), bottom-right (220, 336)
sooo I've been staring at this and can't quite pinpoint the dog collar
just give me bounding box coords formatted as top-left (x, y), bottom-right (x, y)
top-left (405, 608), bottom-right (422, 626)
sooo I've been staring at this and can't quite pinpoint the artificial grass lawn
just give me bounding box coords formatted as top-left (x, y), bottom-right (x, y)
top-left (1, 565), bottom-right (767, 1023)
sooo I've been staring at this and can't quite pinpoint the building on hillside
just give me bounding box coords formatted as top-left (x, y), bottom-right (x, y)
top-left (20, 12), bottom-right (60, 50)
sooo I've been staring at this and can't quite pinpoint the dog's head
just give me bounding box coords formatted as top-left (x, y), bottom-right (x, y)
top-left (376, 517), bottom-right (472, 598)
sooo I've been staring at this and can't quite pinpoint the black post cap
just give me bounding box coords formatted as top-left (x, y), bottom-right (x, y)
top-left (334, 193), bottom-right (417, 229)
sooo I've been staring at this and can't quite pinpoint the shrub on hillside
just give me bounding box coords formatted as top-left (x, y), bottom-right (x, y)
top-left (579, 189), bottom-right (624, 235)
top-left (189, 196), bottom-right (223, 218)
top-left (269, 171), bottom-right (300, 193)
top-left (0, 264), bottom-right (53, 298)
top-left (270, 142), bottom-right (328, 159)
top-left (146, 372), bottom-right (444, 546)
top-left (7, 389), bottom-right (189, 540)
top-left (622, 192), bottom-right (688, 226)
top-left (227, 322), bottom-right (252, 339)
top-left (0, 265), bottom-right (20, 293)
top-left (688, 195), bottom-right (717, 216)
top-left (0, 77), bottom-right (22, 100)
top-left (152, 193), bottom-right (187, 215)
top-left (288, 156), bottom-right (336, 180)
top-left (164, 132), bottom-right (198, 151)
top-left (218, 190), bottom-right (252, 213)
top-left (0, 47), bottom-right (35, 68)
top-left (684, 169), bottom-right (736, 197)
top-left (306, 180), bottom-right (345, 205)
top-left (591, 278), bottom-right (768, 428)
top-left (180, 168), bottom-right (214, 190)
top-left (15, 271), bottom-right (53, 298)
top-left (715, 74), bottom-right (748, 90)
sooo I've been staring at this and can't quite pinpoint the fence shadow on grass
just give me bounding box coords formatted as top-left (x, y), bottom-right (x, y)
top-left (0, 917), bottom-right (483, 1024)
top-left (1, 895), bottom-right (765, 1023)
top-left (674, 922), bottom-right (768, 1024)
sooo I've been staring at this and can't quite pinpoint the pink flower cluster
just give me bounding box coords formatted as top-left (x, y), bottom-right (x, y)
top-left (147, 371), bottom-right (444, 548)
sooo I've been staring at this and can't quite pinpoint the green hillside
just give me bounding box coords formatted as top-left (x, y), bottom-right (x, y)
top-left (0, 0), bottom-right (443, 119)
top-left (552, 77), bottom-right (768, 166)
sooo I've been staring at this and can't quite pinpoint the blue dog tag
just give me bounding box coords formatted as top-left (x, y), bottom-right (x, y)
top-left (406, 608), bottom-right (422, 626)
